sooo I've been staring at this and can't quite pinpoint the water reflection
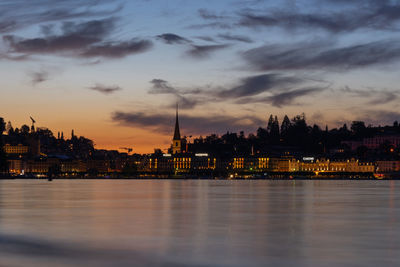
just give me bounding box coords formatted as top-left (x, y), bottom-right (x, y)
top-left (0, 180), bottom-right (399, 266)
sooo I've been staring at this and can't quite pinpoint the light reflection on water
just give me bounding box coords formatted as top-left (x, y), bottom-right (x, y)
top-left (0, 180), bottom-right (399, 266)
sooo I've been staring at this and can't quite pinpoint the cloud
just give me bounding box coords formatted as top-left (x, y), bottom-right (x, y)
top-left (80, 39), bottom-right (153, 58)
top-left (341, 86), bottom-right (399, 105)
top-left (29, 70), bottom-right (49, 85)
top-left (147, 72), bottom-right (328, 109)
top-left (148, 79), bottom-right (201, 109)
top-left (4, 18), bottom-right (115, 53)
top-left (149, 79), bottom-right (177, 94)
top-left (3, 17), bottom-right (153, 59)
top-left (0, 0), bottom-right (123, 33)
top-left (156, 33), bottom-right (190, 44)
top-left (238, 1), bottom-right (400, 32)
top-left (187, 22), bottom-right (232, 30)
top-left (243, 39), bottom-right (400, 71)
top-left (217, 33), bottom-right (253, 43)
top-left (355, 110), bottom-right (400, 126)
top-left (112, 111), bottom-right (264, 135)
top-left (217, 73), bottom-right (303, 98)
top-left (235, 87), bottom-right (323, 107)
top-left (148, 73), bottom-right (322, 109)
top-left (186, 44), bottom-right (230, 58)
top-left (265, 87), bottom-right (322, 107)
top-left (194, 36), bottom-right (216, 42)
top-left (198, 9), bottom-right (228, 20)
top-left (89, 84), bottom-right (122, 94)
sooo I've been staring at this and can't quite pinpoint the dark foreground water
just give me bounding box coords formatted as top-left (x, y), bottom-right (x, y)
top-left (0, 180), bottom-right (399, 267)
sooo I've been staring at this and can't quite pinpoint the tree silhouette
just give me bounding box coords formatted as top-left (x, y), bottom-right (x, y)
top-left (0, 118), bottom-right (8, 173)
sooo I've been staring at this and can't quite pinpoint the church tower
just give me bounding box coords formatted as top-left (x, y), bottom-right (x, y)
top-left (172, 105), bottom-right (181, 154)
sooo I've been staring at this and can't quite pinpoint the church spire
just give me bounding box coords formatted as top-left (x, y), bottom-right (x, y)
top-left (172, 103), bottom-right (182, 154)
top-left (173, 103), bottom-right (181, 141)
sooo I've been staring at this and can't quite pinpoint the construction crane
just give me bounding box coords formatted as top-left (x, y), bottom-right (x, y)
top-left (30, 116), bottom-right (36, 132)
top-left (119, 147), bottom-right (133, 153)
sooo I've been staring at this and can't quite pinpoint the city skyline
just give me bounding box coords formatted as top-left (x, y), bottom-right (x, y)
top-left (2, 0), bottom-right (400, 153)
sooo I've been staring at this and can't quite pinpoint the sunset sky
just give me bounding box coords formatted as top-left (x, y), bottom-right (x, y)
top-left (1, 0), bottom-right (400, 153)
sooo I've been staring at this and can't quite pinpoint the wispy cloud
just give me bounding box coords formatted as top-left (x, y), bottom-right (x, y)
top-left (243, 39), bottom-right (400, 71)
top-left (148, 73), bottom-right (326, 109)
top-left (89, 84), bottom-right (122, 94)
top-left (341, 86), bottom-right (399, 105)
top-left (80, 39), bottom-right (152, 58)
top-left (217, 33), bottom-right (253, 43)
top-left (238, 1), bottom-right (400, 32)
top-left (3, 17), bottom-right (153, 59)
top-left (29, 70), bottom-right (49, 85)
top-left (216, 73), bottom-right (303, 98)
top-left (112, 111), bottom-right (264, 135)
top-left (0, 0), bottom-right (123, 33)
top-left (156, 33), bottom-right (191, 44)
top-left (186, 44), bottom-right (230, 58)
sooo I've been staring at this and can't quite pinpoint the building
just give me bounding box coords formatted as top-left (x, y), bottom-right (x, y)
top-left (298, 159), bottom-right (375, 173)
top-left (172, 105), bottom-right (182, 154)
top-left (342, 135), bottom-right (400, 151)
top-left (3, 144), bottom-right (29, 155)
top-left (376, 161), bottom-right (400, 173)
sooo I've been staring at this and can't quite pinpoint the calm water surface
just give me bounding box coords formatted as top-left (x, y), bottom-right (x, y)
top-left (0, 180), bottom-right (399, 267)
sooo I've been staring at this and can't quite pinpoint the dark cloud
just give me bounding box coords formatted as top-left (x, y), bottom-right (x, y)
top-left (217, 73), bottom-right (303, 98)
top-left (29, 70), bottom-right (49, 85)
top-left (148, 79), bottom-right (201, 109)
top-left (235, 87), bottom-right (322, 107)
top-left (265, 87), bottom-right (322, 107)
top-left (112, 111), bottom-right (264, 135)
top-left (89, 84), bottom-right (122, 94)
top-left (194, 36), bottom-right (216, 42)
top-left (149, 79), bottom-right (177, 94)
top-left (341, 86), bottom-right (399, 105)
top-left (186, 44), bottom-right (230, 58)
top-left (148, 73), bottom-right (321, 109)
top-left (4, 18), bottom-right (115, 54)
top-left (4, 17), bottom-right (153, 59)
top-left (217, 33), bottom-right (253, 43)
top-left (156, 33), bottom-right (190, 44)
top-left (0, 0), bottom-right (122, 33)
top-left (80, 39), bottom-right (153, 58)
top-left (243, 40), bottom-right (400, 71)
top-left (174, 95), bottom-right (200, 110)
top-left (187, 22), bottom-right (232, 30)
top-left (238, 1), bottom-right (400, 32)
top-left (198, 9), bottom-right (228, 20)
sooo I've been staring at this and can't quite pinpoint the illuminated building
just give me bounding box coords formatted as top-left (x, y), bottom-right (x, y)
top-left (298, 159), bottom-right (375, 173)
top-left (376, 161), bottom-right (400, 173)
top-left (3, 144), bottom-right (29, 155)
top-left (8, 159), bottom-right (26, 174)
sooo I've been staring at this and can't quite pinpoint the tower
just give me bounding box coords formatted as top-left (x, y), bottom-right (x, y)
top-left (172, 104), bottom-right (181, 154)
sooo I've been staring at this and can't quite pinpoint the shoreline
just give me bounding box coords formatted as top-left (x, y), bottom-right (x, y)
top-left (1, 176), bottom-right (399, 180)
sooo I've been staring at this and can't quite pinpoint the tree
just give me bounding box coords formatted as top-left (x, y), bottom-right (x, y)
top-left (256, 127), bottom-right (268, 140)
top-left (20, 124), bottom-right (30, 135)
top-left (351, 121), bottom-right (366, 134)
top-left (6, 121), bottom-right (13, 134)
top-left (272, 116), bottom-right (280, 137)
top-left (281, 115), bottom-right (291, 136)
top-left (0, 118), bottom-right (5, 134)
top-left (0, 118), bottom-right (7, 173)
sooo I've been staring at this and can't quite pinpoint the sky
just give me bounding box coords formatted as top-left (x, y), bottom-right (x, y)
top-left (1, 0), bottom-right (400, 153)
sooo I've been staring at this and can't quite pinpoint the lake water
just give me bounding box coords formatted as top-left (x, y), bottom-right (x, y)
top-left (0, 180), bottom-right (399, 267)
